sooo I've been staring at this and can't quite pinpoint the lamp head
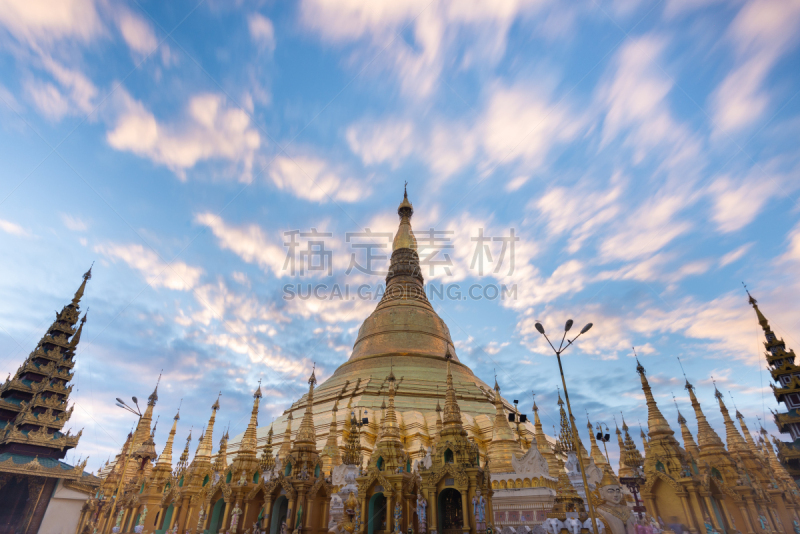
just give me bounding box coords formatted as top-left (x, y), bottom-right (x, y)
top-left (132, 396), bottom-right (138, 405)
top-left (535, 322), bottom-right (545, 335)
top-left (116, 398), bottom-right (125, 405)
top-left (580, 323), bottom-right (593, 335)
top-left (565, 319), bottom-right (573, 332)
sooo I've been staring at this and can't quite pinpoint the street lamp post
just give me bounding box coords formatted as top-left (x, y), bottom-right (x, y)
top-left (595, 423), bottom-right (612, 466)
top-left (534, 319), bottom-right (600, 534)
top-left (105, 396), bottom-right (142, 534)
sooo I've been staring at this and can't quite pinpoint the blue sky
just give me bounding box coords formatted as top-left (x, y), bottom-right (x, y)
top-left (1, 0), bottom-right (800, 473)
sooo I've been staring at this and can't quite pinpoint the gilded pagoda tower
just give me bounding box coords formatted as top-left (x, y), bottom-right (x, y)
top-left (0, 268), bottom-right (98, 534)
top-left (747, 291), bottom-right (800, 483)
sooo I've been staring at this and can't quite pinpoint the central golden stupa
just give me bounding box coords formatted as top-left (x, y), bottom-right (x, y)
top-left (232, 188), bottom-right (532, 471)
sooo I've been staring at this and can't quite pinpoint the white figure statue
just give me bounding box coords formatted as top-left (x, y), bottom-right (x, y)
top-left (416, 493), bottom-right (428, 533)
top-left (472, 489), bottom-right (487, 525)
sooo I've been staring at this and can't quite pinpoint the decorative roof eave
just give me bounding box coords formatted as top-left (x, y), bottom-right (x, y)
top-left (771, 360), bottom-right (800, 380)
top-left (767, 348), bottom-right (795, 364)
top-left (0, 425), bottom-right (82, 450)
top-left (771, 380), bottom-right (800, 401)
top-left (773, 411), bottom-right (800, 432)
top-left (0, 454), bottom-right (92, 481)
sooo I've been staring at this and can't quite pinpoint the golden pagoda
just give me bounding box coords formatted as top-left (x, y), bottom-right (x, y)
top-left (629, 358), bottom-right (800, 534)
top-left (747, 291), bottom-right (800, 482)
top-left (0, 268), bottom-right (98, 534)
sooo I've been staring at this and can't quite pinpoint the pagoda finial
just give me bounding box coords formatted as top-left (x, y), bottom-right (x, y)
top-left (148, 371), bottom-right (162, 406)
top-left (637, 353), bottom-right (672, 437)
top-left (677, 357), bottom-right (692, 390)
top-left (441, 347), bottom-right (463, 434)
top-left (393, 185), bottom-right (416, 250)
top-left (71, 263), bottom-right (93, 306)
top-left (293, 364), bottom-right (319, 451)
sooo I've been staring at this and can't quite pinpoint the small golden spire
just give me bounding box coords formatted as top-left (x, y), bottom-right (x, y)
top-left (293, 366), bottom-right (318, 451)
top-left (71, 264), bottom-right (93, 307)
top-left (392, 184), bottom-right (417, 251)
top-left (684, 375), bottom-right (725, 455)
top-left (636, 355), bottom-right (674, 438)
top-left (714, 383), bottom-right (747, 455)
top-left (259, 424), bottom-right (276, 472)
top-left (155, 409), bottom-right (180, 469)
top-left (441, 348), bottom-right (463, 434)
top-left (195, 395), bottom-right (221, 461)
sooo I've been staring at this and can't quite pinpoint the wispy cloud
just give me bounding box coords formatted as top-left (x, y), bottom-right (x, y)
top-left (95, 242), bottom-right (204, 291)
top-left (106, 90), bottom-right (261, 181)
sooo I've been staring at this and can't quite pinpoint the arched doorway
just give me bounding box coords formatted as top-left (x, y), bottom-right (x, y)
top-left (0, 477), bottom-right (29, 534)
top-left (208, 498), bottom-right (225, 534)
top-left (270, 496), bottom-right (289, 534)
top-left (437, 488), bottom-right (463, 534)
top-left (368, 493), bottom-right (387, 534)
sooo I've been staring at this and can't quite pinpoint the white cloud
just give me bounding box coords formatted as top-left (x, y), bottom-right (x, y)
top-left (719, 243), bottom-right (753, 267)
top-left (0, 219), bottom-right (29, 236)
top-left (0, 0), bottom-right (101, 47)
top-left (195, 213), bottom-right (287, 276)
top-left (299, 0), bottom-right (548, 98)
top-left (116, 9), bottom-right (163, 59)
top-left (107, 90), bottom-right (261, 181)
top-left (25, 55), bottom-right (98, 120)
top-left (711, 0), bottom-right (800, 134)
top-left (346, 83), bottom-right (579, 185)
top-left (599, 193), bottom-right (692, 262)
top-left (268, 155), bottom-right (370, 203)
top-left (187, 279), bottom-right (287, 328)
top-left (478, 84), bottom-right (582, 171)
top-left (707, 173), bottom-right (782, 233)
top-left (598, 34), bottom-right (700, 166)
top-left (531, 175), bottom-right (623, 254)
top-left (248, 13), bottom-right (276, 52)
top-left (60, 214), bottom-right (89, 232)
top-left (95, 242), bottom-right (203, 291)
top-left (346, 120), bottom-right (415, 169)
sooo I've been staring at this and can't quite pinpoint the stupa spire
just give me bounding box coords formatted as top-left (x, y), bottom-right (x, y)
top-left (71, 264), bottom-right (92, 307)
top-left (240, 382), bottom-right (262, 455)
top-left (194, 394), bottom-right (220, 462)
top-left (684, 378), bottom-right (725, 455)
top-left (155, 409), bottom-right (180, 470)
top-left (175, 429), bottom-right (192, 474)
top-left (556, 392), bottom-right (574, 452)
top-left (714, 384), bottom-right (747, 455)
top-left (441, 348), bottom-right (464, 435)
top-left (231, 382), bottom-right (262, 477)
top-left (675, 399), bottom-right (700, 460)
top-left (293, 366), bottom-right (318, 452)
top-left (212, 427), bottom-right (229, 472)
top-left (616, 420), bottom-right (632, 477)
top-left (0, 268), bottom-right (92, 459)
top-left (342, 410), bottom-right (362, 466)
top-left (586, 416), bottom-right (609, 468)
top-left (620, 416), bottom-right (643, 475)
top-left (259, 424), bottom-right (276, 473)
top-left (636, 357), bottom-right (673, 438)
top-left (393, 182), bottom-right (416, 252)
top-left (737, 411), bottom-right (760, 458)
top-left (487, 378), bottom-right (523, 473)
top-left (533, 396), bottom-right (558, 476)
top-left (278, 411), bottom-right (294, 459)
top-left (321, 400), bottom-right (342, 471)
